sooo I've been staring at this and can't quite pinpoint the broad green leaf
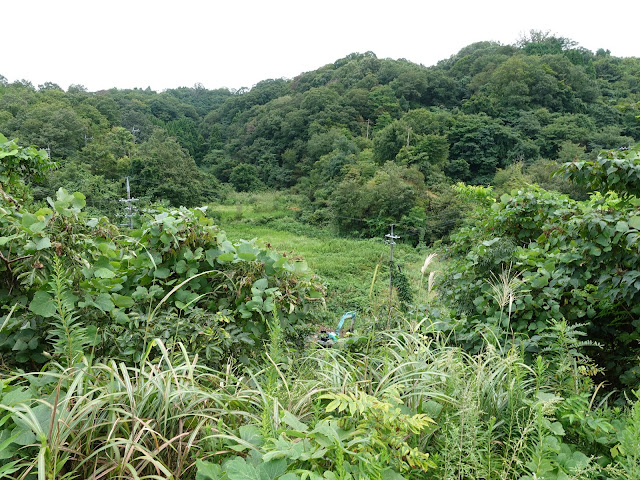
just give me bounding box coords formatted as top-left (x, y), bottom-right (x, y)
top-left (530, 274), bottom-right (549, 289)
top-left (28, 221), bottom-right (47, 234)
top-left (381, 469), bottom-right (406, 480)
top-left (238, 243), bottom-right (257, 254)
top-left (253, 278), bottom-right (269, 291)
top-left (246, 298), bottom-right (263, 311)
top-left (325, 399), bottom-right (341, 413)
top-left (71, 192), bottom-right (86, 209)
top-left (0, 234), bottom-right (20, 246)
top-left (195, 459), bottom-right (222, 480)
top-left (175, 260), bottom-right (188, 274)
top-left (131, 286), bottom-right (149, 300)
top-left (272, 257), bottom-right (287, 270)
top-left (630, 215), bottom-right (640, 230)
top-left (15, 329), bottom-right (34, 341)
top-left (94, 267), bottom-right (115, 279)
top-left (205, 248), bottom-right (220, 266)
top-left (112, 308), bottom-right (129, 325)
top-left (29, 291), bottom-right (56, 318)
top-left (94, 293), bottom-right (114, 311)
top-left (1, 388), bottom-right (32, 405)
top-left (12, 339), bottom-right (28, 351)
top-left (239, 425), bottom-right (264, 447)
top-left (56, 188), bottom-right (75, 204)
top-left (481, 238), bottom-right (501, 247)
top-left (237, 252), bottom-right (256, 261)
top-left (34, 236), bottom-right (51, 250)
top-left (0, 430), bottom-right (19, 461)
top-left (595, 234), bottom-right (609, 247)
top-left (565, 451), bottom-right (590, 470)
top-left (21, 213), bottom-right (37, 229)
top-left (33, 207), bottom-right (52, 217)
top-left (112, 294), bottom-right (134, 308)
top-left (548, 421), bottom-right (565, 436)
top-left (257, 459), bottom-right (287, 480)
top-left (217, 252), bottom-right (235, 262)
top-left (220, 240), bottom-right (235, 253)
top-left (263, 297), bottom-right (274, 312)
top-left (536, 392), bottom-right (562, 403)
top-left (9, 427), bottom-right (36, 447)
top-left (615, 220), bottom-right (629, 233)
top-left (225, 457), bottom-right (260, 480)
top-left (154, 267), bottom-right (171, 279)
top-left (284, 260), bottom-right (308, 274)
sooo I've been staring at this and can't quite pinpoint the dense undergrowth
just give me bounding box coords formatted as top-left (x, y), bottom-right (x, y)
top-left (3, 138), bottom-right (640, 479)
top-left (3, 317), bottom-right (640, 479)
top-left (438, 146), bottom-right (640, 392)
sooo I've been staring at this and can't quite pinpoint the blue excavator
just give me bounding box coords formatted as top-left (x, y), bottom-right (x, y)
top-left (316, 311), bottom-right (356, 347)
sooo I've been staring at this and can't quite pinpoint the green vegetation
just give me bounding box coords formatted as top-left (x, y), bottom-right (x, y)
top-left (207, 191), bottom-right (427, 313)
top-left (1, 31), bottom-right (639, 237)
top-left (2, 32), bottom-right (640, 479)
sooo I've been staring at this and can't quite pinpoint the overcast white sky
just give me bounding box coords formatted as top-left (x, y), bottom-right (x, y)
top-left (4, 0), bottom-right (639, 92)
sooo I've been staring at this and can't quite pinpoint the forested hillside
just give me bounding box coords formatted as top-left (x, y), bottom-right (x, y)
top-left (1, 32), bottom-right (639, 238)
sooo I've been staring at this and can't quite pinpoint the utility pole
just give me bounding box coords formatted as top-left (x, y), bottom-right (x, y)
top-left (385, 224), bottom-right (400, 325)
top-left (406, 127), bottom-right (412, 147)
top-left (84, 134), bottom-right (93, 147)
top-left (45, 145), bottom-right (51, 160)
top-left (118, 176), bottom-right (138, 228)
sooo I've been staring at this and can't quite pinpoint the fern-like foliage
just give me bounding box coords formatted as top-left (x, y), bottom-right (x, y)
top-left (321, 389), bottom-right (436, 474)
top-left (539, 319), bottom-right (602, 395)
top-left (608, 392), bottom-right (640, 479)
top-left (47, 255), bottom-right (90, 366)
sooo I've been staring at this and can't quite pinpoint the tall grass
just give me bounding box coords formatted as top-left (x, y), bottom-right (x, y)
top-left (2, 341), bottom-right (260, 479)
top-left (293, 327), bottom-right (608, 479)
top-left (4, 325), bottom-right (632, 479)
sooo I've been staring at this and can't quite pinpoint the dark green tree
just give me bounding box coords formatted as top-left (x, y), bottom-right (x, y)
top-left (130, 129), bottom-right (215, 207)
top-left (229, 164), bottom-right (263, 192)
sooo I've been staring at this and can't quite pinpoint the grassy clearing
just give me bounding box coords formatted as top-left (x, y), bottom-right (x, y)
top-left (208, 192), bottom-right (443, 315)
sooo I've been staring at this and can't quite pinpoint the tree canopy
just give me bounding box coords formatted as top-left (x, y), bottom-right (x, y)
top-left (0, 34), bottom-right (638, 232)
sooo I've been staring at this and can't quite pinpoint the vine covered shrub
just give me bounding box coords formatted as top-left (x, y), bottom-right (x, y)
top-left (441, 145), bottom-right (640, 390)
top-left (1, 197), bottom-right (325, 368)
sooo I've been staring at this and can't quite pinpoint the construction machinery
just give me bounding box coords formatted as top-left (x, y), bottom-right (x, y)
top-left (316, 311), bottom-right (356, 347)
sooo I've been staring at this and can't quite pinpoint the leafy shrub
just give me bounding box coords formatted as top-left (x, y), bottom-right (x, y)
top-left (1, 185), bottom-right (325, 368)
top-left (441, 147), bottom-right (640, 390)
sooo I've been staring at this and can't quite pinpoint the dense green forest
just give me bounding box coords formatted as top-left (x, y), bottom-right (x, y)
top-left (2, 32), bottom-right (639, 237)
top-left (2, 32), bottom-right (640, 479)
